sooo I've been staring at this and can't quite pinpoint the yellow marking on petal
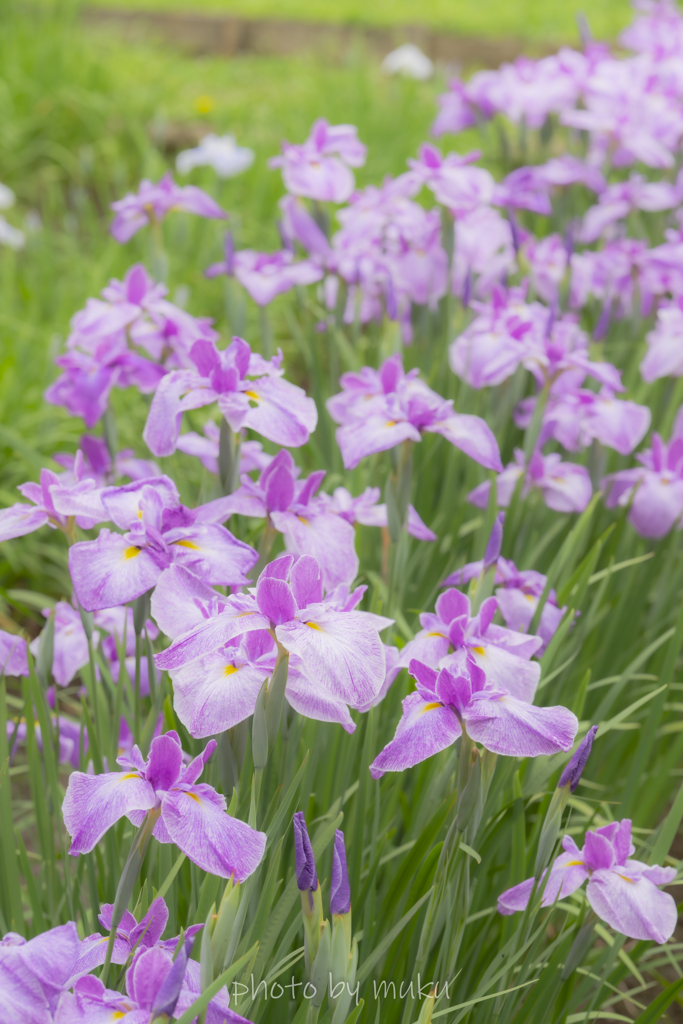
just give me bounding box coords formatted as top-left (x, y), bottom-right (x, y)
top-left (472, 646), bottom-right (485, 655)
top-left (123, 546), bottom-right (141, 560)
top-left (119, 773), bottom-right (140, 781)
top-left (244, 389), bottom-right (260, 401)
top-left (426, 631), bottom-right (446, 638)
top-left (186, 791), bottom-right (202, 803)
top-left (297, 516), bottom-right (310, 525)
top-left (174, 540), bottom-right (200, 550)
top-left (306, 622), bottom-right (323, 631)
top-left (565, 860), bottom-right (585, 867)
top-left (386, 420), bottom-right (397, 427)
top-left (525, 593), bottom-right (535, 602)
top-left (421, 702), bottom-right (443, 713)
top-left (224, 665), bottom-right (238, 676)
top-left (113, 1014), bottom-right (126, 1021)
top-left (617, 873), bottom-right (634, 883)
top-left (137, 509), bottom-right (143, 519)
top-left (236, 611), bottom-right (256, 618)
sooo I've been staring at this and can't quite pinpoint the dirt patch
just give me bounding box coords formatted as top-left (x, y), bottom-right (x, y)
top-left (82, 6), bottom-right (554, 68)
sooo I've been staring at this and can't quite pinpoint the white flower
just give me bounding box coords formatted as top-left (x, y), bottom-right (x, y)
top-left (176, 134), bottom-right (255, 179)
top-left (0, 217), bottom-right (25, 250)
top-left (0, 183), bottom-right (16, 211)
top-left (381, 44), bottom-right (434, 81)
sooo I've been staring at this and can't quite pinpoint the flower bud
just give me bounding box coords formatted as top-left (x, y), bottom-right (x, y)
top-left (151, 934), bottom-right (194, 1019)
top-left (330, 830), bottom-right (350, 915)
top-left (558, 725), bottom-right (598, 793)
top-left (293, 811), bottom-right (318, 892)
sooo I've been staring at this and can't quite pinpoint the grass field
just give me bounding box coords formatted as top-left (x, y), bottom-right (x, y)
top-left (83, 0), bottom-right (634, 45)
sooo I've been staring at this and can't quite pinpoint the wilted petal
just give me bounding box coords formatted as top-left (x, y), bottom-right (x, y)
top-left (464, 691), bottom-right (578, 757)
top-left (370, 692), bottom-right (461, 778)
top-left (160, 784), bottom-right (266, 880)
top-left (277, 609), bottom-right (386, 706)
top-left (62, 771), bottom-right (155, 854)
top-left (587, 868), bottom-right (677, 943)
top-left (69, 531), bottom-right (161, 611)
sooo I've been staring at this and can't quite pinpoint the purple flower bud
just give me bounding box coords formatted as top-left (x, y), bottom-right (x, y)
top-left (558, 725), bottom-right (598, 792)
top-left (330, 829), bottom-right (351, 915)
top-left (293, 811), bottom-right (318, 891)
top-left (150, 934), bottom-right (194, 1018)
top-left (483, 512), bottom-right (505, 568)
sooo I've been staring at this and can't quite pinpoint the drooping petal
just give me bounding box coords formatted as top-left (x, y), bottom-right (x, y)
top-left (276, 609), bottom-right (386, 706)
top-left (69, 531), bottom-right (161, 612)
top-left (62, 771), bottom-right (155, 854)
top-left (273, 509), bottom-right (359, 591)
top-left (586, 869), bottom-right (677, 943)
top-left (159, 784), bottom-right (266, 880)
top-left (150, 565), bottom-right (227, 639)
top-left (463, 691), bottom-right (578, 757)
top-left (465, 642), bottom-right (541, 703)
top-left (143, 371), bottom-right (215, 457)
top-left (498, 847), bottom-right (589, 915)
top-left (369, 692), bottom-right (461, 778)
top-left (73, 934), bottom-right (131, 975)
top-left (221, 376), bottom-right (317, 448)
top-left (173, 653), bottom-right (271, 737)
top-left (428, 413), bottom-right (503, 471)
top-left (0, 503), bottom-right (50, 542)
top-left (285, 665), bottom-right (357, 733)
top-left (335, 415), bottom-right (421, 470)
top-left (166, 524), bottom-right (257, 586)
top-left (154, 598), bottom-right (270, 670)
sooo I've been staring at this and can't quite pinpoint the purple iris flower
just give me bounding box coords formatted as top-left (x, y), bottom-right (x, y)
top-left (443, 557), bottom-right (565, 655)
top-left (66, 263), bottom-right (218, 367)
top-left (73, 897), bottom-right (202, 976)
top-left (0, 452), bottom-right (108, 543)
top-left (222, 449), bottom-right (360, 590)
top-left (154, 554), bottom-right (392, 714)
top-left (450, 285), bottom-right (622, 393)
top-left (514, 385), bottom-right (651, 456)
top-left (0, 629), bottom-right (28, 676)
top-left (327, 354), bottom-right (502, 472)
top-left (493, 166), bottom-right (553, 216)
top-left (7, 713), bottom-right (82, 769)
top-left (54, 435), bottom-right (161, 487)
top-left (279, 195), bottom-right (332, 260)
top-left (498, 818), bottom-right (677, 944)
top-left (522, 233), bottom-right (568, 304)
top-left (432, 77), bottom-right (478, 135)
top-left (269, 118), bottom-right (366, 203)
top-left (603, 409), bottom-right (683, 537)
top-left (451, 206), bottom-right (516, 301)
top-left (533, 155), bottom-right (606, 194)
top-left (206, 246), bottom-right (323, 305)
top-left (407, 144), bottom-right (495, 216)
top-left (370, 658), bottom-right (577, 777)
top-left (579, 173), bottom-right (681, 243)
top-left (110, 173), bottom-right (226, 243)
top-left (45, 345), bottom-right (166, 428)
top-left (641, 299), bottom-right (683, 382)
top-left (469, 449), bottom-right (593, 515)
top-left (62, 729), bottom-right (267, 880)
top-left (397, 588), bottom-right (542, 703)
top-left (570, 238), bottom-right (649, 321)
top-left (318, 485), bottom-right (436, 541)
top-left (59, 941), bottom-right (251, 1023)
top-left (68, 475), bottom-right (257, 612)
top-left (0, 922), bottom-right (80, 1022)
top-left (151, 563), bottom-right (392, 737)
top-left (330, 830), bottom-right (351, 915)
top-left (143, 336), bottom-right (317, 458)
